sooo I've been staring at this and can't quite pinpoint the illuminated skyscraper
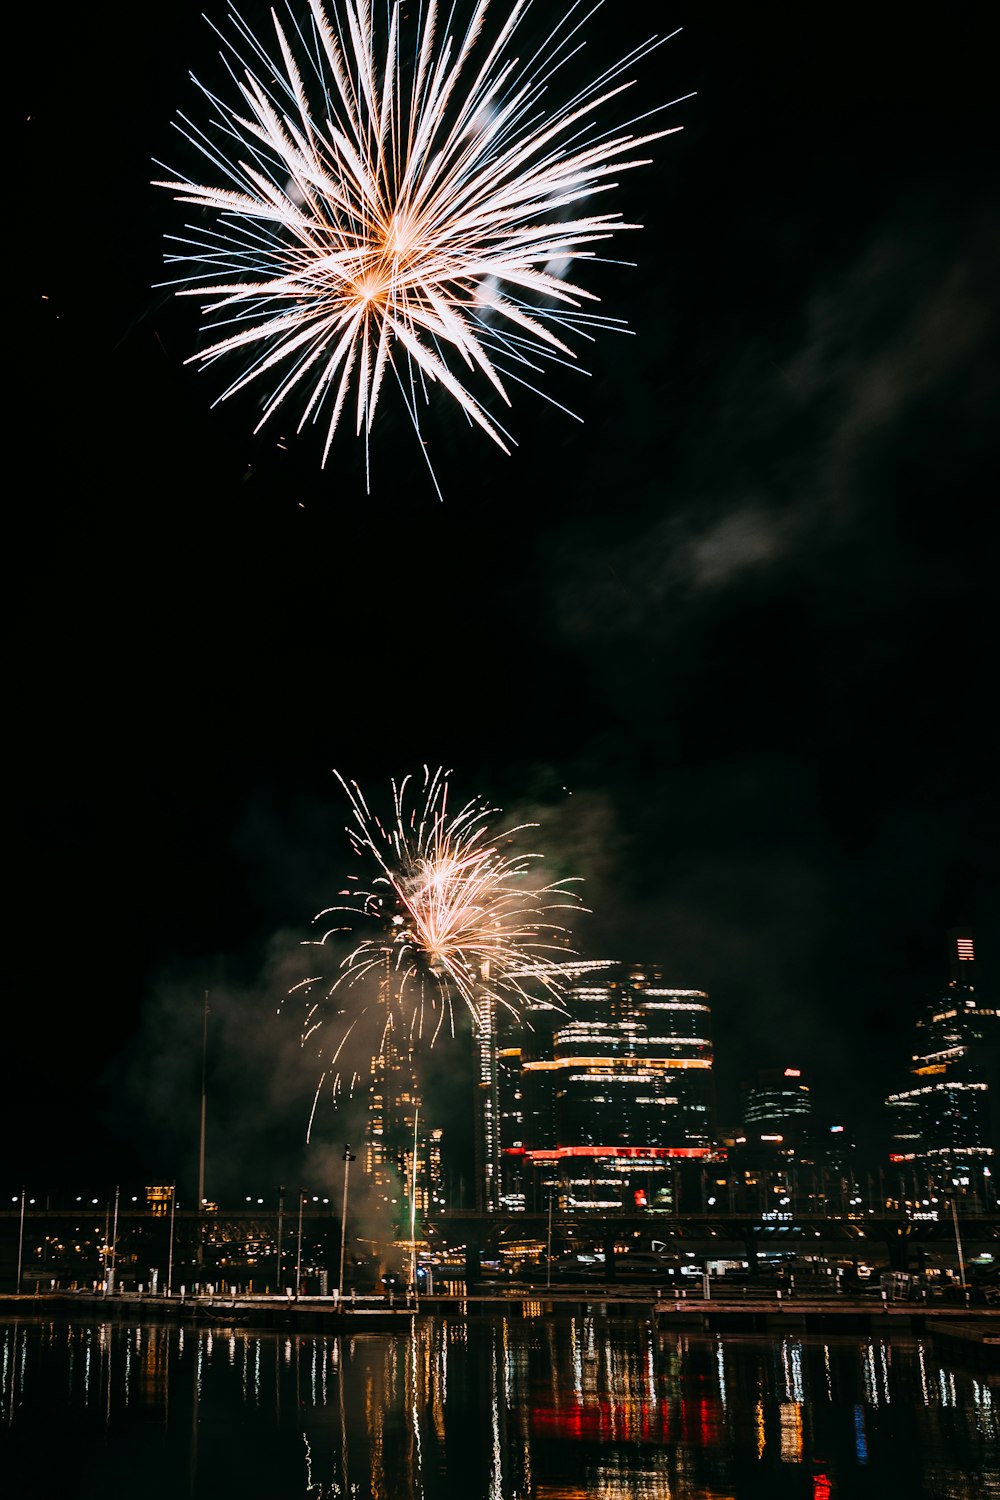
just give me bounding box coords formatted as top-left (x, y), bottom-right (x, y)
top-left (474, 995), bottom-right (502, 1211)
top-left (724, 1066), bottom-right (861, 1215)
top-left (887, 929), bottom-right (998, 1206)
top-left (364, 984), bottom-right (444, 1233)
top-left (743, 1068), bottom-right (814, 1134)
top-left (516, 963), bottom-right (718, 1210)
top-left (365, 1015), bottom-right (420, 1226)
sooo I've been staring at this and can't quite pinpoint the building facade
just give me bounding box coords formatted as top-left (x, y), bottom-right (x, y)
top-left (365, 1003), bottom-right (445, 1236)
top-left (887, 930), bottom-right (998, 1208)
top-left (506, 963), bottom-right (719, 1210)
top-left (724, 1067), bottom-right (861, 1217)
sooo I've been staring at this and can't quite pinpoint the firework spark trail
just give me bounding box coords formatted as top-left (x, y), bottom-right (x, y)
top-left (287, 769), bottom-right (590, 1139)
top-left (305, 767), bottom-right (585, 1037)
top-left (154, 0), bottom-right (686, 479)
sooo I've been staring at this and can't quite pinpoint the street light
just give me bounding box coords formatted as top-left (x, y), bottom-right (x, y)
top-left (276, 1185), bottom-right (285, 1293)
top-left (108, 1186), bottom-right (120, 1293)
top-left (167, 1185), bottom-right (177, 1296)
top-left (15, 1188), bottom-right (25, 1295)
top-left (295, 1191), bottom-right (305, 1296)
top-left (339, 1146), bottom-right (357, 1299)
top-left (950, 1196), bottom-right (968, 1297)
top-left (410, 1107), bottom-right (419, 1304)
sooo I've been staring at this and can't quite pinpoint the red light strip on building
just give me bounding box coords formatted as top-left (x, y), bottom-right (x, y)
top-left (522, 1056), bottom-right (711, 1072)
top-left (523, 1145), bottom-right (718, 1161)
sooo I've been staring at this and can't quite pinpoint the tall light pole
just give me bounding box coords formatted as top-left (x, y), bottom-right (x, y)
top-left (410, 1108), bottom-right (419, 1303)
top-left (109, 1185), bottom-right (120, 1292)
top-left (167, 1185), bottom-right (177, 1296)
top-left (951, 1196), bottom-right (968, 1292)
top-left (102, 1199), bottom-right (111, 1295)
top-left (338, 1148), bottom-right (356, 1299)
top-left (15, 1188), bottom-right (25, 1295)
top-left (546, 1184), bottom-right (554, 1292)
top-left (196, 992), bottom-right (210, 1270)
top-left (276, 1185), bottom-right (285, 1293)
top-left (295, 1191), bottom-right (305, 1295)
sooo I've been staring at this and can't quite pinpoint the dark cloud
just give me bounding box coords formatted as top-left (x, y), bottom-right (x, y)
top-left (551, 197), bottom-right (998, 637)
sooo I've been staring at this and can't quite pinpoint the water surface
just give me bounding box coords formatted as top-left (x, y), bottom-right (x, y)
top-left (2, 1312), bottom-right (997, 1497)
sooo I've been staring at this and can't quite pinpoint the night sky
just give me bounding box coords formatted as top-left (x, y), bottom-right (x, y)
top-left (11, 2), bottom-right (998, 1197)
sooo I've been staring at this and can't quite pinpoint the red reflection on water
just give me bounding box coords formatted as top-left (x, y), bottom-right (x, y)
top-left (532, 1396), bottom-right (724, 1448)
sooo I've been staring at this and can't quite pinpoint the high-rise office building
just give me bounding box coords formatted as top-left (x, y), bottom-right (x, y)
top-left (365, 992), bottom-right (444, 1233)
top-left (743, 1068), bottom-right (814, 1134)
top-left (513, 963), bottom-right (718, 1210)
top-left (887, 929), bottom-right (998, 1206)
top-left (473, 995), bottom-right (502, 1211)
top-left (479, 963), bottom-right (611, 1211)
top-left (725, 1066), bottom-right (860, 1215)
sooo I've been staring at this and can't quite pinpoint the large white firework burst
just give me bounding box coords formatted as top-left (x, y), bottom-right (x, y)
top-left (307, 767), bottom-right (584, 1026)
top-left (155, 0), bottom-right (683, 479)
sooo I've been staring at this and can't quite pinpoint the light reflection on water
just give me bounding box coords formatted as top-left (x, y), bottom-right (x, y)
top-left (1, 1313), bottom-right (998, 1498)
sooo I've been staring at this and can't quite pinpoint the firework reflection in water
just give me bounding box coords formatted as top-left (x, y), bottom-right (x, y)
top-left (289, 768), bottom-right (584, 1137)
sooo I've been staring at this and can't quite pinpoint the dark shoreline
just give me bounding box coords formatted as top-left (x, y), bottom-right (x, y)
top-left (2, 1289), bottom-right (998, 1346)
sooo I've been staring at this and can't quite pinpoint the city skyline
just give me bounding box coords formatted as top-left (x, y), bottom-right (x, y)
top-left (10, 0), bottom-right (998, 1189)
top-left (4, 926), bottom-right (993, 1205)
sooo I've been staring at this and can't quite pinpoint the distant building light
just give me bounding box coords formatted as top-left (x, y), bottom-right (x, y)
top-left (784, 1068), bottom-right (801, 1077)
top-left (760, 1134), bottom-right (784, 1142)
top-left (830, 1125), bottom-right (844, 1133)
